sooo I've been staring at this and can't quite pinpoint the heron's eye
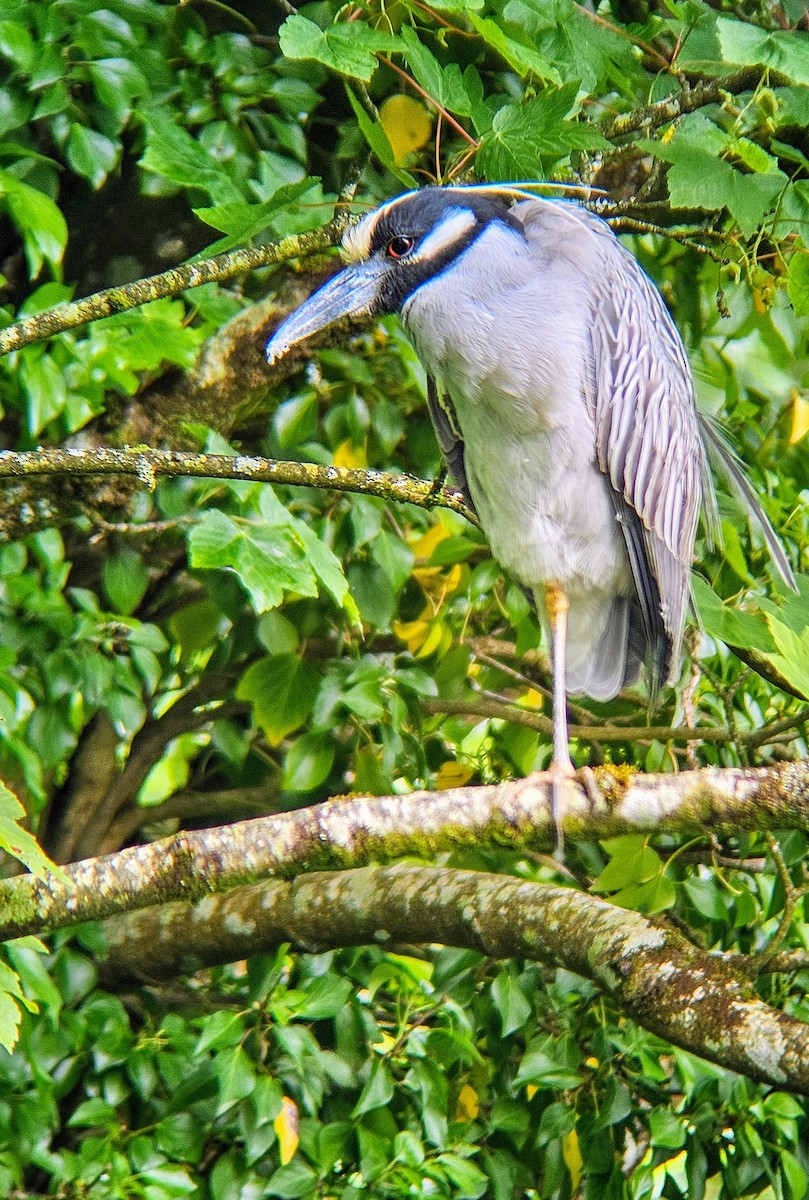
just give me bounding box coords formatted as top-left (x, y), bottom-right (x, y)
top-left (386, 235), bottom-right (415, 259)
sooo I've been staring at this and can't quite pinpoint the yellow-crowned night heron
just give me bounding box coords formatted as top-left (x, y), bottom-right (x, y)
top-left (266, 185), bottom-right (794, 821)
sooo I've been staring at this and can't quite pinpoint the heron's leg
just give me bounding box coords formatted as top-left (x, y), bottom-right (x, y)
top-left (545, 581), bottom-right (573, 856)
top-left (545, 582), bottom-right (573, 772)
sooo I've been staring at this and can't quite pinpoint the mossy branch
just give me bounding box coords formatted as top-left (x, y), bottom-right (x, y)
top-left (602, 67), bottom-right (787, 140)
top-left (97, 863), bottom-right (809, 1094)
top-left (0, 220), bottom-right (345, 358)
top-left (3, 761), bottom-right (809, 943)
top-left (0, 447), bottom-right (478, 525)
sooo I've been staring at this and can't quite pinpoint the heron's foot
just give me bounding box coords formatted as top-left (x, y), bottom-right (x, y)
top-left (522, 761), bottom-right (600, 861)
top-left (427, 466), bottom-right (448, 501)
top-left (547, 758), bottom-right (574, 862)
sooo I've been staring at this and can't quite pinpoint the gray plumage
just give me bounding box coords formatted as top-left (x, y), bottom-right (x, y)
top-left (266, 185), bottom-right (794, 720)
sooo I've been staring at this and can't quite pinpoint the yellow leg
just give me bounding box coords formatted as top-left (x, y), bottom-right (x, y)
top-left (544, 581), bottom-right (574, 856)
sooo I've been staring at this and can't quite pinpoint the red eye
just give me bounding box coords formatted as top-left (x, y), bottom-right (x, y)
top-left (386, 235), bottom-right (414, 259)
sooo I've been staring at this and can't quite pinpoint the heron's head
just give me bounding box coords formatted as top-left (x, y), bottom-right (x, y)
top-left (265, 187), bottom-right (523, 364)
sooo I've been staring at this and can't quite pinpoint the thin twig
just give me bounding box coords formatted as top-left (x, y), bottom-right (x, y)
top-left (422, 695), bottom-right (738, 744)
top-left (747, 836), bottom-right (800, 974)
top-left (0, 219), bottom-right (347, 357)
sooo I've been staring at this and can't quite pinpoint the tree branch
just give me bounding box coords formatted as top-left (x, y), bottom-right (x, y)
top-left (0, 447), bottom-right (477, 528)
top-left (97, 863), bottom-right (809, 1094)
top-left (0, 221), bottom-right (346, 358)
top-left (601, 68), bottom-right (788, 140)
top-left (422, 695), bottom-right (808, 748)
top-left (4, 761), bottom-right (809, 942)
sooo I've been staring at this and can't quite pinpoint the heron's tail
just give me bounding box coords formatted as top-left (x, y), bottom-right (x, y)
top-left (562, 595), bottom-right (646, 701)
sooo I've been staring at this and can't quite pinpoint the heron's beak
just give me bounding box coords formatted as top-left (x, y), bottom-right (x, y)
top-left (266, 260), bottom-right (388, 364)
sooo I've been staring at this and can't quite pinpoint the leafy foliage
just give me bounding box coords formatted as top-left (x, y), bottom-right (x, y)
top-left (0, 0), bottom-right (808, 1195)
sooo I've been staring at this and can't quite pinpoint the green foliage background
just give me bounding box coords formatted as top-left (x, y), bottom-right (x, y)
top-left (0, 0), bottom-right (808, 1195)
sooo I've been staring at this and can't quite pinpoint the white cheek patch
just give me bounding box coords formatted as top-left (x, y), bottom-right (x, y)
top-left (342, 201), bottom-right (477, 266)
top-left (409, 208), bottom-right (476, 265)
top-left (342, 191), bottom-right (419, 261)
top-left (342, 213), bottom-right (378, 262)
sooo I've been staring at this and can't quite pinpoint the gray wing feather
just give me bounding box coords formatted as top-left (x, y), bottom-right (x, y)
top-left (699, 414), bottom-right (796, 590)
top-left (574, 215), bottom-right (705, 688)
top-left (511, 198), bottom-right (705, 691)
top-left (426, 375), bottom-right (477, 515)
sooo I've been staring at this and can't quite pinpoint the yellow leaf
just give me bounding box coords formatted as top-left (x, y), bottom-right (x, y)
top-left (393, 616), bottom-right (432, 654)
top-left (333, 438), bottom-right (367, 469)
top-left (436, 761), bottom-right (474, 789)
top-left (455, 1083), bottom-right (480, 1120)
top-left (274, 1096), bottom-right (299, 1165)
top-left (517, 688), bottom-right (544, 710)
top-left (411, 519), bottom-right (452, 562)
top-left (562, 1130), bottom-right (583, 1190)
top-left (379, 94), bottom-right (433, 163)
top-left (526, 1084), bottom-right (537, 1100)
top-left (415, 620), bottom-right (445, 659)
top-left (413, 562), bottom-right (463, 603)
top-left (790, 389), bottom-right (809, 444)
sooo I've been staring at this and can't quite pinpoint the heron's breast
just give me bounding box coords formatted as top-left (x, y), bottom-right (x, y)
top-left (461, 420), bottom-right (631, 597)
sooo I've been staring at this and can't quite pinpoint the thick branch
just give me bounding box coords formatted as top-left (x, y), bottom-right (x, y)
top-left (0, 447), bottom-right (476, 527)
top-left (98, 864), bottom-right (809, 1094)
top-left (3, 761), bottom-right (809, 941)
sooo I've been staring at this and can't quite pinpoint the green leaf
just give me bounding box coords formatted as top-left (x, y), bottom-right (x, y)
top-left (436, 1152), bottom-right (488, 1198)
top-left (691, 576), bottom-right (775, 652)
top-left (592, 835), bottom-right (661, 892)
top-left (611, 875), bottom-right (676, 915)
top-left (236, 655), bottom-right (320, 745)
top-left (238, 529), bottom-right (319, 611)
top-left (66, 123), bottom-right (119, 189)
top-left (282, 732), bottom-right (335, 792)
top-left (188, 509), bottom-right (315, 613)
top-left (467, 13), bottom-right (560, 83)
top-left (279, 15), bottom-right (400, 82)
top-left (649, 1107), bottom-right (686, 1149)
top-left (265, 1160), bottom-right (319, 1198)
top-left (102, 551), bottom-right (150, 616)
top-left (0, 960), bottom-right (29, 1052)
top-left (781, 1151), bottom-right (807, 1200)
top-left (684, 876), bottom-right (727, 922)
top-left (187, 509), bottom-right (242, 568)
top-left (87, 56), bottom-right (149, 120)
top-left (514, 1040), bottom-right (581, 1090)
top-left (351, 1059), bottom-right (395, 1117)
top-left (291, 515), bottom-right (359, 622)
top-left (67, 1098), bottom-right (119, 1128)
top-left (0, 168), bottom-right (67, 276)
top-left (491, 968), bottom-right (532, 1036)
top-left (592, 1078), bottom-right (632, 1129)
top-left (215, 1046), bottom-right (256, 1115)
top-left (762, 616), bottom-right (809, 699)
top-left (290, 974), bottom-right (353, 1020)
top-left (640, 114), bottom-right (788, 236)
top-left (192, 179), bottom-right (317, 252)
top-left (18, 347), bottom-right (68, 436)
top-left (140, 109), bottom-right (244, 205)
top-left (787, 247), bottom-right (809, 316)
top-left (400, 26), bottom-right (475, 113)
top-left (478, 85), bottom-right (608, 179)
top-left (717, 16), bottom-right (809, 85)
top-left (0, 780), bottom-right (65, 881)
